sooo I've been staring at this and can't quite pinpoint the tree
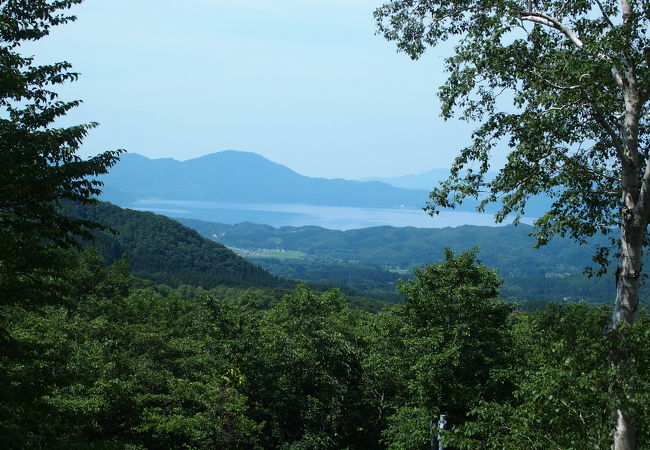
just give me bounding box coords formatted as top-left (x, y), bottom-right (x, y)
top-left (364, 250), bottom-right (512, 448)
top-left (0, 0), bottom-right (122, 304)
top-left (375, 1), bottom-right (648, 447)
top-left (258, 286), bottom-right (369, 448)
top-left (450, 303), bottom-right (615, 448)
top-left (446, 304), bottom-right (650, 448)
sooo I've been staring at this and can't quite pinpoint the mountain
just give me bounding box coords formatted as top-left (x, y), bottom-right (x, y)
top-left (99, 151), bottom-right (429, 209)
top-left (61, 201), bottom-right (291, 289)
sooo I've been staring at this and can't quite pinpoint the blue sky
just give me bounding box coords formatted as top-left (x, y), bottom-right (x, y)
top-left (28, 0), bottom-right (491, 179)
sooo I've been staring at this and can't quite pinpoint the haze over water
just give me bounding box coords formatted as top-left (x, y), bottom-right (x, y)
top-left (127, 199), bottom-right (533, 230)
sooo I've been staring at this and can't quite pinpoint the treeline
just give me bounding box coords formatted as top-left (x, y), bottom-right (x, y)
top-left (247, 255), bottom-right (622, 304)
top-left (177, 219), bottom-right (599, 274)
top-left (61, 201), bottom-right (292, 289)
top-left (251, 257), bottom-right (405, 303)
top-left (2, 248), bottom-right (649, 448)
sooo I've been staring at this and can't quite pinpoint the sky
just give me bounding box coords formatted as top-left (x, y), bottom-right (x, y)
top-left (27, 0), bottom-right (494, 179)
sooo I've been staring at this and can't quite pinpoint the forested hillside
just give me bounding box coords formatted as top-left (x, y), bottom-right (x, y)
top-left (5, 1), bottom-right (650, 448)
top-left (178, 218), bottom-right (630, 302)
top-left (61, 202), bottom-right (290, 289)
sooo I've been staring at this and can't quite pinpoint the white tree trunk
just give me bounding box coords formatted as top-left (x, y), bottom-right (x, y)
top-left (611, 215), bottom-right (641, 450)
top-left (610, 21), bottom-right (644, 442)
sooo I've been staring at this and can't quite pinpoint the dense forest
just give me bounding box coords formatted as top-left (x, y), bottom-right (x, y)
top-left (4, 248), bottom-right (649, 448)
top-left (62, 201), bottom-right (290, 289)
top-left (59, 201), bottom-right (391, 309)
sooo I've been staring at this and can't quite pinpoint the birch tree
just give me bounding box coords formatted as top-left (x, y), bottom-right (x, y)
top-left (375, 1), bottom-right (648, 448)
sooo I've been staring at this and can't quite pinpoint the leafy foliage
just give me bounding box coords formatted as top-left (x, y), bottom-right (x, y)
top-left (447, 304), bottom-right (650, 448)
top-left (0, 0), bottom-right (122, 305)
top-left (375, 2), bottom-right (649, 444)
top-left (375, 0), bottom-right (648, 255)
top-left (1, 247), bottom-right (649, 448)
top-left (364, 250), bottom-right (514, 448)
top-left (265, 287), bottom-right (375, 447)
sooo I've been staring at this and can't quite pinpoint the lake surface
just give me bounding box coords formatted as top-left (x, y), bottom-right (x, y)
top-left (125, 198), bottom-right (535, 230)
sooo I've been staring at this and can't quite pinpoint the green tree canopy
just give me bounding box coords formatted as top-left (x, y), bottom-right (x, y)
top-left (258, 286), bottom-right (369, 448)
top-left (0, 0), bottom-right (122, 305)
top-left (375, 1), bottom-right (648, 447)
top-left (364, 250), bottom-right (513, 448)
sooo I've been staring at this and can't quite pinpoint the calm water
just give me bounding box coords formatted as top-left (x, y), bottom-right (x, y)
top-left (124, 198), bottom-right (534, 230)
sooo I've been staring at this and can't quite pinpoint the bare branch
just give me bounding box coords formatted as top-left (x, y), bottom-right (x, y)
top-left (594, 0), bottom-right (615, 28)
top-left (520, 9), bottom-right (617, 67)
top-left (519, 11), bottom-right (584, 48)
top-left (525, 68), bottom-right (587, 91)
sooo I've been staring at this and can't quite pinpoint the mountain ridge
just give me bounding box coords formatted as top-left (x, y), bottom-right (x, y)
top-left (100, 151), bottom-right (430, 209)
top-left (360, 168), bottom-right (456, 190)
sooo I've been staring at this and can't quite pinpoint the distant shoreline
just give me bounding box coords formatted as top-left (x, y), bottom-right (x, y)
top-left (120, 198), bottom-right (536, 230)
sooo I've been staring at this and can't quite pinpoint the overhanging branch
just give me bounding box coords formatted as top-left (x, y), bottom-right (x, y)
top-left (519, 11), bottom-right (584, 48)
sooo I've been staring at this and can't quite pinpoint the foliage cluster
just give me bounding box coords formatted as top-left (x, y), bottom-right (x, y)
top-left (0, 0), bottom-right (122, 305)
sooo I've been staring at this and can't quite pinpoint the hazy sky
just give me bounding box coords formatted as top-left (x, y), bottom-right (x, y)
top-left (28, 0), bottom-right (492, 179)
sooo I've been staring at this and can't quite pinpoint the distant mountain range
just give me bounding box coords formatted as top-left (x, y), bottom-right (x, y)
top-left (100, 151), bottom-right (430, 209)
top-left (364, 167), bottom-right (553, 217)
top-left (98, 150), bottom-right (553, 224)
top-left (361, 168), bottom-right (456, 190)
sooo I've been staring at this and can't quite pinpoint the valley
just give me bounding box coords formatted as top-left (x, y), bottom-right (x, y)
top-left (92, 150), bottom-right (627, 304)
top-left (178, 217), bottom-right (624, 304)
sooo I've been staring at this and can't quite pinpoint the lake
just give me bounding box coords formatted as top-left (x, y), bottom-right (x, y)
top-left (124, 198), bottom-right (535, 230)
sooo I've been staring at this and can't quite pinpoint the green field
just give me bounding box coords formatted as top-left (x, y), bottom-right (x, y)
top-left (229, 247), bottom-right (308, 260)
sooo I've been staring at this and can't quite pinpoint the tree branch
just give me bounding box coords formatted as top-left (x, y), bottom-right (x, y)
top-left (519, 11), bottom-right (584, 48)
top-left (427, 7), bottom-right (465, 26)
top-left (520, 9), bottom-right (617, 67)
top-left (594, 0), bottom-right (615, 28)
top-left (588, 102), bottom-right (626, 160)
top-left (556, 156), bottom-right (618, 183)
